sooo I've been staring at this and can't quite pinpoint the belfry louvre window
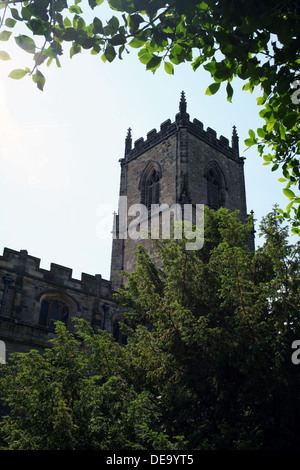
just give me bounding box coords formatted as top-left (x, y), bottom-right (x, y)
top-left (145, 170), bottom-right (160, 209)
top-left (39, 299), bottom-right (69, 328)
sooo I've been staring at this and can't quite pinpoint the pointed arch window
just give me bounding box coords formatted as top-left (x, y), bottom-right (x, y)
top-left (39, 297), bottom-right (70, 328)
top-left (146, 170), bottom-right (160, 209)
top-left (140, 163), bottom-right (161, 210)
top-left (206, 164), bottom-right (225, 210)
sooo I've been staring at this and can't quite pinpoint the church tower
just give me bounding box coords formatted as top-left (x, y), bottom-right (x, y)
top-left (110, 92), bottom-right (250, 291)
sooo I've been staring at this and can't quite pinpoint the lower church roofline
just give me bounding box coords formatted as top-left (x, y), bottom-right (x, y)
top-left (0, 246), bottom-right (107, 286)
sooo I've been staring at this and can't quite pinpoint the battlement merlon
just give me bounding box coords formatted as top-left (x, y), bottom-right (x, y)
top-left (0, 247), bottom-right (111, 297)
top-left (122, 93), bottom-right (241, 162)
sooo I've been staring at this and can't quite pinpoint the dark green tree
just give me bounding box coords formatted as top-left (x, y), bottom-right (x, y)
top-left (1, 207), bottom-right (299, 450)
top-left (116, 207), bottom-right (300, 449)
top-left (0, 321), bottom-right (185, 450)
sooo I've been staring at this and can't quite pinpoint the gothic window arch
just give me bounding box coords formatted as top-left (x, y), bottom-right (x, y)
top-left (139, 162), bottom-right (162, 210)
top-left (146, 170), bottom-right (160, 209)
top-left (206, 163), bottom-right (226, 210)
top-left (38, 293), bottom-right (74, 329)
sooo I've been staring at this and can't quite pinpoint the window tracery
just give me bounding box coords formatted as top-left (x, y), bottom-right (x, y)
top-left (206, 163), bottom-right (226, 210)
top-left (140, 162), bottom-right (161, 210)
top-left (145, 170), bottom-right (160, 209)
top-left (39, 297), bottom-right (69, 328)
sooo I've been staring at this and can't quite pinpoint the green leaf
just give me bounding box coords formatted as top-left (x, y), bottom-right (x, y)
top-left (242, 82), bottom-right (252, 92)
top-left (244, 129), bottom-right (258, 148)
top-left (5, 18), bottom-right (17, 28)
top-left (110, 34), bottom-right (126, 46)
top-left (266, 121), bottom-right (275, 132)
top-left (257, 127), bottom-right (266, 138)
top-left (93, 17), bottom-right (103, 34)
top-left (32, 69), bottom-right (45, 91)
top-left (8, 69), bottom-right (28, 80)
top-left (146, 55), bottom-right (161, 72)
top-left (286, 201), bottom-right (293, 213)
top-left (226, 82), bottom-right (233, 102)
top-left (70, 43), bottom-right (81, 57)
top-left (279, 123), bottom-right (286, 140)
top-left (164, 61), bottom-right (174, 75)
top-left (256, 96), bottom-right (266, 105)
top-left (36, 51), bottom-right (48, 65)
top-left (138, 49), bottom-right (153, 65)
top-left (10, 8), bottom-right (23, 21)
top-left (204, 60), bottom-right (217, 75)
top-left (108, 15), bottom-right (119, 32)
top-left (129, 37), bottom-right (146, 48)
top-left (91, 44), bottom-right (101, 55)
top-left (0, 50), bottom-right (11, 60)
top-left (283, 112), bottom-right (299, 129)
top-left (108, 0), bottom-right (124, 10)
top-left (63, 28), bottom-right (78, 41)
top-left (15, 35), bottom-right (36, 53)
top-left (278, 178), bottom-right (286, 183)
top-left (64, 17), bottom-right (72, 27)
top-left (69, 5), bottom-right (83, 14)
top-left (205, 82), bottom-right (221, 96)
top-left (104, 44), bottom-right (116, 62)
top-left (128, 13), bottom-right (144, 31)
top-left (283, 188), bottom-right (295, 199)
top-left (0, 31), bottom-right (12, 41)
top-left (244, 138), bottom-right (255, 147)
top-left (169, 44), bottom-right (186, 65)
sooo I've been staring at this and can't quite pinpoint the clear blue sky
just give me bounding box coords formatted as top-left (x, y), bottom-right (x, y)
top-left (0, 3), bottom-right (291, 280)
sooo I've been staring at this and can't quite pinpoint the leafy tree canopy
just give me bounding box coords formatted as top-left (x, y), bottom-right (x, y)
top-left (1, 207), bottom-right (300, 450)
top-left (0, 0), bottom-right (299, 229)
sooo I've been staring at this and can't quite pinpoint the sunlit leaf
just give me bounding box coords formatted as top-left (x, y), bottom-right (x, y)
top-left (283, 188), bottom-right (295, 199)
top-left (226, 82), bottom-right (233, 102)
top-left (205, 82), bottom-right (221, 96)
top-left (0, 31), bottom-right (12, 41)
top-left (32, 69), bottom-right (45, 91)
top-left (129, 37), bottom-right (146, 48)
top-left (164, 61), bottom-right (174, 75)
top-left (15, 35), bottom-right (35, 53)
top-left (5, 18), bottom-right (17, 28)
top-left (146, 54), bottom-right (161, 71)
top-left (8, 68), bottom-right (28, 80)
top-left (0, 50), bottom-right (11, 60)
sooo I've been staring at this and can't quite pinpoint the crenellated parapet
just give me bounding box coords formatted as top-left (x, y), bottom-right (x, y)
top-left (0, 247), bottom-right (112, 298)
top-left (123, 119), bottom-right (177, 162)
top-left (123, 91), bottom-right (241, 162)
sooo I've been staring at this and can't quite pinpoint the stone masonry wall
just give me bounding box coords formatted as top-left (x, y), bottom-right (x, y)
top-left (0, 248), bottom-right (122, 356)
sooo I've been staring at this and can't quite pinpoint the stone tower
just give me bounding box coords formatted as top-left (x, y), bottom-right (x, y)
top-left (110, 92), bottom-right (250, 291)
